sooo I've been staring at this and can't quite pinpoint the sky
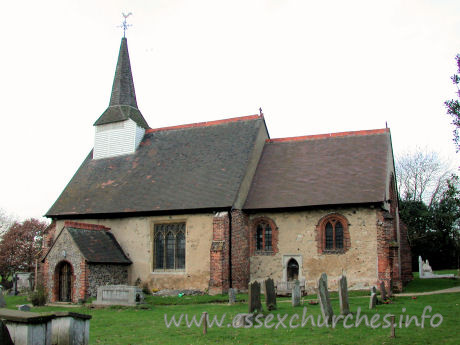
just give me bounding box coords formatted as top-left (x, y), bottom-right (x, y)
top-left (1, 0), bottom-right (459, 221)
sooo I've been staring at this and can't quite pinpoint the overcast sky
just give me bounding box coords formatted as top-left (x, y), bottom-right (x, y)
top-left (1, 0), bottom-right (459, 220)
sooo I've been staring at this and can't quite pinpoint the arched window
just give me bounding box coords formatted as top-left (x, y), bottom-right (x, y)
top-left (251, 217), bottom-right (278, 255)
top-left (316, 214), bottom-right (350, 254)
top-left (154, 223), bottom-right (186, 271)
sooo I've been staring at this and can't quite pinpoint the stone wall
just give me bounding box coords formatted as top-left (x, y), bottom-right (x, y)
top-left (87, 264), bottom-right (129, 297)
top-left (55, 213), bottom-right (214, 291)
top-left (249, 206), bottom-right (380, 292)
top-left (43, 229), bottom-right (83, 303)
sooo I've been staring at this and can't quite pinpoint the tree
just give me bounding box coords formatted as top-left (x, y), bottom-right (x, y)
top-left (396, 149), bottom-right (452, 207)
top-left (444, 54), bottom-right (460, 152)
top-left (399, 175), bottom-right (460, 270)
top-left (0, 218), bottom-right (48, 284)
top-left (0, 208), bottom-right (15, 237)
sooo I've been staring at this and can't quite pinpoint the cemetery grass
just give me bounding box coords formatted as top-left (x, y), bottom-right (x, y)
top-left (404, 273), bottom-right (460, 293)
top-left (4, 291), bottom-right (460, 344)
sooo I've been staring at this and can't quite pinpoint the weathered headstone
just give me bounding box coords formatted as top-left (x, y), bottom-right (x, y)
top-left (18, 304), bottom-right (31, 312)
top-left (380, 281), bottom-right (387, 300)
top-left (338, 274), bottom-right (350, 315)
top-left (0, 320), bottom-right (14, 345)
top-left (228, 288), bottom-right (236, 305)
top-left (291, 280), bottom-right (301, 307)
top-left (317, 273), bottom-right (333, 323)
top-left (248, 281), bottom-right (262, 313)
top-left (0, 287), bottom-right (6, 308)
top-left (369, 293), bottom-right (377, 309)
top-left (264, 278), bottom-right (277, 310)
top-left (94, 285), bottom-right (144, 306)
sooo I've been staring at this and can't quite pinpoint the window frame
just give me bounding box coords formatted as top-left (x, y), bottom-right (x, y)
top-left (316, 214), bottom-right (350, 254)
top-left (153, 222), bottom-right (186, 272)
top-left (251, 217), bottom-right (278, 255)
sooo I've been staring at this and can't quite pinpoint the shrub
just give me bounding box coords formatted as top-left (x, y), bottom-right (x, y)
top-left (29, 284), bottom-right (47, 306)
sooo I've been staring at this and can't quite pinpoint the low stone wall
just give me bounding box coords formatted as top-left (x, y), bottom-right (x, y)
top-left (87, 264), bottom-right (129, 297)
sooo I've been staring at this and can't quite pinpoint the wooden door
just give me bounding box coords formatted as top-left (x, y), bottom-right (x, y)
top-left (58, 262), bottom-right (72, 302)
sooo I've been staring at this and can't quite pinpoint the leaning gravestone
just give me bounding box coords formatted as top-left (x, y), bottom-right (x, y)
top-left (248, 281), bottom-right (262, 313)
top-left (369, 293), bottom-right (377, 309)
top-left (264, 278), bottom-right (277, 310)
top-left (292, 280), bottom-right (301, 307)
top-left (379, 281), bottom-right (387, 300)
top-left (338, 274), bottom-right (350, 315)
top-left (228, 288), bottom-right (236, 305)
top-left (0, 287), bottom-right (6, 308)
top-left (318, 273), bottom-right (333, 324)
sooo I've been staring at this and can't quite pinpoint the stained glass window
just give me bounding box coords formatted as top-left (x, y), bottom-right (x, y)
top-left (154, 223), bottom-right (186, 270)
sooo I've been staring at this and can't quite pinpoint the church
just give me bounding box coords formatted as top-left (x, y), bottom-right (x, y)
top-left (41, 37), bottom-right (412, 303)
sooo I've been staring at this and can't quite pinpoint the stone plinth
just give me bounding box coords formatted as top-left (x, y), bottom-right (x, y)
top-left (0, 308), bottom-right (54, 345)
top-left (51, 312), bottom-right (91, 345)
top-left (94, 285), bottom-right (144, 306)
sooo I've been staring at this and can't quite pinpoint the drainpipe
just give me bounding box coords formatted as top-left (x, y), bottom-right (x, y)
top-left (228, 209), bottom-right (232, 289)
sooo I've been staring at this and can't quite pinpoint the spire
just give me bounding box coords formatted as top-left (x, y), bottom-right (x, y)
top-left (110, 37), bottom-right (138, 108)
top-left (94, 38), bottom-right (149, 129)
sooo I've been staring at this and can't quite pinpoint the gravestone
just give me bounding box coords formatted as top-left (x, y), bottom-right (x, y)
top-left (94, 285), bottom-right (144, 306)
top-left (0, 320), bottom-right (14, 345)
top-left (264, 278), bottom-right (277, 310)
top-left (0, 287), bottom-right (6, 308)
top-left (380, 281), bottom-right (387, 300)
top-left (18, 304), bottom-right (31, 312)
top-left (317, 273), bottom-right (333, 324)
top-left (370, 286), bottom-right (377, 294)
top-left (338, 274), bottom-right (350, 315)
top-left (369, 293), bottom-right (377, 309)
top-left (228, 288), bottom-right (236, 305)
top-left (291, 280), bottom-right (301, 307)
top-left (248, 281), bottom-right (262, 313)
top-left (16, 272), bottom-right (33, 292)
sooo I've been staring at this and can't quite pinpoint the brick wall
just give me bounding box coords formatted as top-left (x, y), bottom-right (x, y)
top-left (231, 210), bottom-right (250, 291)
top-left (209, 212), bottom-right (230, 295)
top-left (399, 220), bottom-right (413, 284)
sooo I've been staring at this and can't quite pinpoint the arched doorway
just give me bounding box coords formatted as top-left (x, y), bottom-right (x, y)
top-left (287, 258), bottom-right (299, 281)
top-left (56, 261), bottom-right (73, 302)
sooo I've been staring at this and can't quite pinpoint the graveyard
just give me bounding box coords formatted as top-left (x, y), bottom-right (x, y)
top-left (1, 271), bottom-right (459, 344)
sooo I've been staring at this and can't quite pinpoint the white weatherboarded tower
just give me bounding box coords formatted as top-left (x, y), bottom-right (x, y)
top-left (93, 38), bottom-right (149, 159)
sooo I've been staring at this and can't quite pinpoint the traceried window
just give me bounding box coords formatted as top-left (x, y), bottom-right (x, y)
top-left (154, 223), bottom-right (185, 271)
top-left (317, 214), bottom-right (349, 254)
top-left (256, 221), bottom-right (273, 252)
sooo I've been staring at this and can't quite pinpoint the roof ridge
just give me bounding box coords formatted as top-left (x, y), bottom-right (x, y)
top-left (267, 128), bottom-right (389, 143)
top-left (145, 114), bottom-right (263, 134)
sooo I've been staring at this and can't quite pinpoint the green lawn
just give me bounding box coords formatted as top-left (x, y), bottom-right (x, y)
top-left (2, 276), bottom-right (459, 345)
top-left (404, 271), bottom-right (460, 293)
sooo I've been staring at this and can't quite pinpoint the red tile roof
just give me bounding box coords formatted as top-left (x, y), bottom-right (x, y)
top-left (146, 114), bottom-right (262, 133)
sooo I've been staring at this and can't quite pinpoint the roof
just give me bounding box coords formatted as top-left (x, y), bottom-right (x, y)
top-left (66, 226), bottom-right (131, 264)
top-left (93, 38), bottom-right (149, 129)
top-left (244, 129), bottom-right (391, 210)
top-left (46, 115), bottom-right (264, 217)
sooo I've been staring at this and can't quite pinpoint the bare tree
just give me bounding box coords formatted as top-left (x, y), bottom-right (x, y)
top-left (0, 208), bottom-right (16, 237)
top-left (396, 149), bottom-right (454, 206)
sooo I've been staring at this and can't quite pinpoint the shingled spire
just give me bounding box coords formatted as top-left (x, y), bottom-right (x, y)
top-left (94, 37), bottom-right (149, 129)
top-left (110, 37), bottom-right (138, 108)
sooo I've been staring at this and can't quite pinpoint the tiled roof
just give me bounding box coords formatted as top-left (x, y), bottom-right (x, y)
top-left (244, 129), bottom-right (391, 209)
top-left (46, 115), bottom-right (264, 217)
top-left (67, 227), bottom-right (131, 264)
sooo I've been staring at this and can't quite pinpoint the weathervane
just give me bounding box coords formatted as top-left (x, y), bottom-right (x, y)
top-left (119, 12), bottom-right (133, 38)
